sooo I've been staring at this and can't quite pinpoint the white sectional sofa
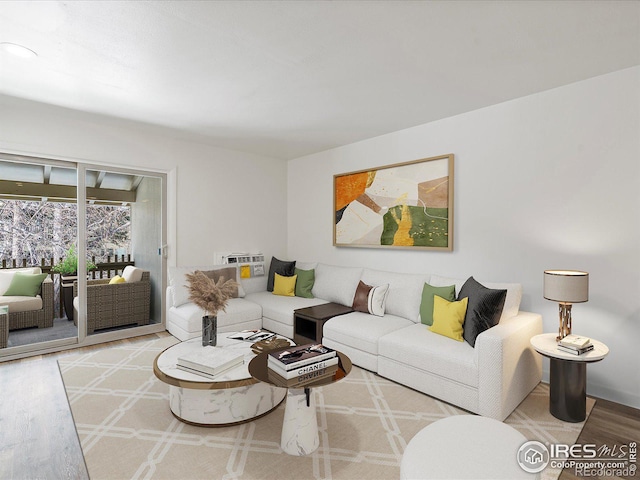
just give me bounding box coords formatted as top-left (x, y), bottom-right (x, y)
top-left (166, 262), bottom-right (542, 420)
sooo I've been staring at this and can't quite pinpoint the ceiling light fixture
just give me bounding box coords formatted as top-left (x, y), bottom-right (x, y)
top-left (0, 42), bottom-right (38, 58)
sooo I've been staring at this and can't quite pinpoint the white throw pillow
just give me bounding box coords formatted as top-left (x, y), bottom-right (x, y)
top-left (312, 263), bottom-right (363, 306)
top-left (122, 266), bottom-right (144, 283)
top-left (368, 283), bottom-right (390, 316)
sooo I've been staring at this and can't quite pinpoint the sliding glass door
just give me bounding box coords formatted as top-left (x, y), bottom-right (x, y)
top-left (81, 167), bottom-right (165, 339)
top-left (0, 156), bottom-right (79, 354)
top-left (0, 154), bottom-right (167, 359)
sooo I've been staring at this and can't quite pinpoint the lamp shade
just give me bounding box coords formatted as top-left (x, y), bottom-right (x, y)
top-left (543, 270), bottom-right (589, 303)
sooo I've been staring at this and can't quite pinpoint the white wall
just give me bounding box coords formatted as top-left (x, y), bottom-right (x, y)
top-left (0, 95), bottom-right (289, 273)
top-left (287, 67), bottom-right (640, 409)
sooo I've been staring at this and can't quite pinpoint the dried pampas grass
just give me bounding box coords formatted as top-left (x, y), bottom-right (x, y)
top-left (185, 270), bottom-right (239, 316)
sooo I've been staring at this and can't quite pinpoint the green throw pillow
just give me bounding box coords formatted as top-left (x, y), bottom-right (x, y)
top-left (294, 268), bottom-right (315, 298)
top-left (4, 272), bottom-right (48, 297)
top-left (420, 282), bottom-right (456, 326)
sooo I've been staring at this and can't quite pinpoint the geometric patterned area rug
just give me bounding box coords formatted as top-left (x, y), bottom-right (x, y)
top-left (58, 335), bottom-right (594, 480)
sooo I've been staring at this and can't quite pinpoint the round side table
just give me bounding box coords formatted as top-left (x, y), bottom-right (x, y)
top-left (530, 333), bottom-right (608, 422)
top-left (248, 349), bottom-right (352, 456)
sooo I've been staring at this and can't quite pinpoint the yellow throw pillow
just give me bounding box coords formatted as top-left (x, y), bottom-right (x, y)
top-left (272, 273), bottom-right (297, 297)
top-left (109, 275), bottom-right (126, 285)
top-left (429, 296), bottom-right (468, 342)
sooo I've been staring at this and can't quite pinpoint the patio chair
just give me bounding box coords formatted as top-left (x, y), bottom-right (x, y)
top-left (0, 268), bottom-right (55, 331)
top-left (73, 269), bottom-right (151, 334)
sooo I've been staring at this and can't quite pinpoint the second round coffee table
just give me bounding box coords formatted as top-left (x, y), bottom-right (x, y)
top-left (248, 348), bottom-right (352, 456)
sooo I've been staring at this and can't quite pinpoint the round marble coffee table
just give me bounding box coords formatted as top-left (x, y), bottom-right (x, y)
top-left (248, 349), bottom-right (352, 456)
top-left (153, 333), bottom-right (288, 426)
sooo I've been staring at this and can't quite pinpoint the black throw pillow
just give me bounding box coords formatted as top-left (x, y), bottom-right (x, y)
top-left (457, 276), bottom-right (507, 347)
top-left (267, 257), bottom-right (296, 292)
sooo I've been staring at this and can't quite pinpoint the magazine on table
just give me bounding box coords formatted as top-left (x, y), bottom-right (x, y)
top-left (228, 330), bottom-right (275, 342)
top-left (268, 343), bottom-right (336, 370)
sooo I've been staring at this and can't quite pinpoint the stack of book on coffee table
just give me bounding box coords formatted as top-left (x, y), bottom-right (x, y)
top-left (557, 334), bottom-right (594, 355)
top-left (267, 343), bottom-right (339, 387)
top-left (177, 347), bottom-right (244, 379)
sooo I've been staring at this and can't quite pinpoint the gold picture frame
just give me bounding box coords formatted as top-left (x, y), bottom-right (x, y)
top-left (333, 154), bottom-right (454, 251)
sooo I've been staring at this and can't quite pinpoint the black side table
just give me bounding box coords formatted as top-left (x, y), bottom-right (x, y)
top-left (531, 333), bottom-right (609, 422)
top-left (293, 303), bottom-right (353, 345)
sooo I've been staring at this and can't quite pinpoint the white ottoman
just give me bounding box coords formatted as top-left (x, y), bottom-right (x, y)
top-left (401, 415), bottom-right (538, 479)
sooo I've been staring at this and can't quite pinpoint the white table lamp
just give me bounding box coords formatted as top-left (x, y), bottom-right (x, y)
top-left (543, 270), bottom-right (589, 341)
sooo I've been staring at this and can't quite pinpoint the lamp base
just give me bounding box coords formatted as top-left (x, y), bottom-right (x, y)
top-left (556, 303), bottom-right (572, 341)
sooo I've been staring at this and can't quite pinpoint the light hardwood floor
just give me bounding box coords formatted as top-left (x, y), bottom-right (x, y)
top-left (0, 332), bottom-right (638, 480)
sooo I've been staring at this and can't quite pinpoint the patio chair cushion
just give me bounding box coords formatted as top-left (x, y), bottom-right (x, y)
top-left (122, 266), bottom-right (144, 283)
top-left (0, 267), bottom-right (43, 295)
top-left (4, 272), bottom-right (48, 297)
top-left (0, 295), bottom-right (43, 313)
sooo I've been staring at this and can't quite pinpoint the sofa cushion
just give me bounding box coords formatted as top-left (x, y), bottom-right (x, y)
top-left (245, 291), bottom-right (326, 326)
top-left (312, 264), bottom-right (363, 307)
top-left (361, 269), bottom-right (430, 322)
top-left (267, 257), bottom-right (296, 292)
top-left (273, 273), bottom-right (297, 296)
top-left (430, 274), bottom-right (522, 321)
top-left (322, 311), bottom-right (413, 355)
top-left (167, 297), bottom-right (262, 334)
top-left (458, 277), bottom-right (507, 347)
top-left (0, 295), bottom-right (43, 313)
top-left (378, 323), bottom-right (479, 388)
top-left (168, 265), bottom-right (246, 307)
top-left (420, 282), bottom-right (456, 326)
top-left (201, 266), bottom-right (239, 297)
top-left (294, 268), bottom-right (315, 298)
top-left (430, 296), bottom-right (468, 342)
top-left (4, 272), bottom-right (48, 297)
top-left (295, 261), bottom-right (318, 271)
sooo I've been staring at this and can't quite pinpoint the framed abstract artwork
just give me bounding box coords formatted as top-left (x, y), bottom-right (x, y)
top-left (333, 154), bottom-right (454, 251)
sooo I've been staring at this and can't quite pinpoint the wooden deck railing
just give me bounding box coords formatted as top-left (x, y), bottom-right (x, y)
top-left (1, 255), bottom-right (135, 318)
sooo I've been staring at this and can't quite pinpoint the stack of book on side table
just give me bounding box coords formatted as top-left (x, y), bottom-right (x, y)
top-left (557, 334), bottom-right (594, 355)
top-left (177, 347), bottom-right (244, 379)
top-left (267, 343), bottom-right (339, 387)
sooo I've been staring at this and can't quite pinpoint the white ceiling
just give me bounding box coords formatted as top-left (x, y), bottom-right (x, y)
top-left (0, 1), bottom-right (638, 160)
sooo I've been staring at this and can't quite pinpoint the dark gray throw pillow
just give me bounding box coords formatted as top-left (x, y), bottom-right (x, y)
top-left (457, 276), bottom-right (507, 347)
top-left (267, 257), bottom-right (296, 292)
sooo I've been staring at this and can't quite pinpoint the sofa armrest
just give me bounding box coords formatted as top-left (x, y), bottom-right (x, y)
top-left (475, 311), bottom-right (543, 420)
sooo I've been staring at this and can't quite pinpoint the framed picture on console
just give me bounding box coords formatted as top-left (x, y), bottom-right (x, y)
top-left (333, 153), bottom-right (454, 251)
